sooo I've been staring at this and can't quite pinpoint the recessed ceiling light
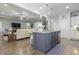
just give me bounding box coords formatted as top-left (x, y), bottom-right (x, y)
top-left (66, 6), bottom-right (70, 9)
top-left (4, 4), bottom-right (8, 7)
top-left (20, 17), bottom-right (23, 20)
top-left (48, 12), bottom-right (50, 14)
top-left (35, 11), bottom-right (40, 14)
top-left (40, 7), bottom-right (43, 9)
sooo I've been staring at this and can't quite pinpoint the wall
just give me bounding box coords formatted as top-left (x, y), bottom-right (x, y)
top-left (71, 16), bottom-right (79, 25)
top-left (47, 12), bottom-right (71, 39)
top-left (58, 12), bottom-right (70, 39)
top-left (51, 16), bottom-right (60, 31)
top-left (0, 19), bottom-right (27, 32)
top-left (47, 15), bottom-right (60, 31)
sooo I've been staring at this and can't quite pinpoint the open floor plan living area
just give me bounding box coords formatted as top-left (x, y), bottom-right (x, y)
top-left (0, 3), bottom-right (79, 55)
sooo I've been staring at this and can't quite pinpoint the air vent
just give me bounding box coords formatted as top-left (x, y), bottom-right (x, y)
top-left (73, 14), bottom-right (77, 16)
top-left (51, 8), bottom-right (54, 10)
top-left (71, 14), bottom-right (78, 17)
top-left (46, 4), bottom-right (48, 6)
top-left (71, 11), bottom-right (79, 17)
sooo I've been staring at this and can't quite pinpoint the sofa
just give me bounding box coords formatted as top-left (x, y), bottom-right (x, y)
top-left (16, 29), bottom-right (30, 40)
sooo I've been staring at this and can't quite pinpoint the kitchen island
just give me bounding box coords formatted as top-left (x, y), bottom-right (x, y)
top-left (32, 31), bottom-right (60, 53)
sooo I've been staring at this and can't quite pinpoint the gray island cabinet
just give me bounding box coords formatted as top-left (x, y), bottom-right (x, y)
top-left (33, 31), bottom-right (60, 53)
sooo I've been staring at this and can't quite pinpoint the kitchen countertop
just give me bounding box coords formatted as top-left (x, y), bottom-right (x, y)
top-left (33, 30), bottom-right (60, 33)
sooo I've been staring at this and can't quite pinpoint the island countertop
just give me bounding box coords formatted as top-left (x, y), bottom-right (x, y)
top-left (33, 30), bottom-right (60, 33)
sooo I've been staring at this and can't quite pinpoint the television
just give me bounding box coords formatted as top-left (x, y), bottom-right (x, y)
top-left (11, 23), bottom-right (21, 28)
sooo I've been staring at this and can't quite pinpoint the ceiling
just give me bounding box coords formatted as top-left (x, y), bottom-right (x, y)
top-left (14, 3), bottom-right (79, 18)
top-left (0, 3), bottom-right (79, 22)
top-left (0, 3), bottom-right (46, 22)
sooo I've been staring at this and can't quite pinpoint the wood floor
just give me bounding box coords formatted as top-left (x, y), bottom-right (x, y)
top-left (47, 39), bottom-right (79, 55)
top-left (0, 36), bottom-right (79, 55)
top-left (0, 38), bottom-right (44, 55)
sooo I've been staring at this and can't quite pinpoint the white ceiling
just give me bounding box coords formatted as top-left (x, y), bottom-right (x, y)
top-left (14, 3), bottom-right (79, 18)
top-left (0, 3), bottom-right (79, 22)
top-left (0, 3), bottom-right (45, 22)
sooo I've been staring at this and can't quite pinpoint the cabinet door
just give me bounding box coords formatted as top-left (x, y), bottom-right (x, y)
top-left (33, 33), bottom-right (46, 52)
top-left (52, 32), bottom-right (56, 45)
top-left (46, 33), bottom-right (52, 50)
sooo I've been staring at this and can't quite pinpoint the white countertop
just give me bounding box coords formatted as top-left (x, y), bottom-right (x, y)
top-left (33, 30), bottom-right (59, 33)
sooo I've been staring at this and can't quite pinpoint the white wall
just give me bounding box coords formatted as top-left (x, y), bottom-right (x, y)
top-left (47, 12), bottom-right (71, 39)
top-left (46, 17), bottom-right (59, 31)
top-left (0, 19), bottom-right (27, 32)
top-left (51, 16), bottom-right (59, 31)
top-left (58, 12), bottom-right (71, 39)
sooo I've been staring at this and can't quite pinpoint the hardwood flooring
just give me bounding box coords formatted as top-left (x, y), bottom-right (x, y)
top-left (0, 36), bottom-right (79, 55)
